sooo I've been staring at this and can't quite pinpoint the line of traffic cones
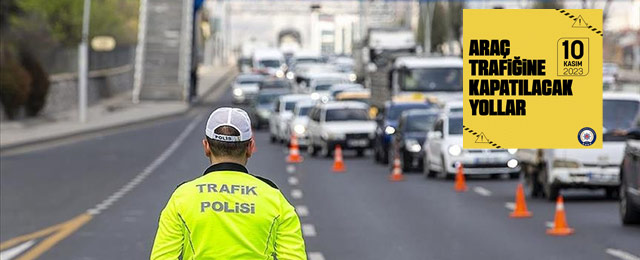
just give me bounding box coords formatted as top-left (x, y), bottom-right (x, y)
top-left (286, 133), bottom-right (303, 163)
top-left (506, 182), bottom-right (573, 236)
top-left (332, 145), bottom-right (345, 172)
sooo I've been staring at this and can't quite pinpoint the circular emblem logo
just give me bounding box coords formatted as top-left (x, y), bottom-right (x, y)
top-left (577, 127), bottom-right (596, 146)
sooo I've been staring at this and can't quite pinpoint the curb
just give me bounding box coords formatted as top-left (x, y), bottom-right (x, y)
top-left (0, 67), bottom-right (236, 153)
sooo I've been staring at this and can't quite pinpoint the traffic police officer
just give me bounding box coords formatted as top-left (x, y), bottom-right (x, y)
top-left (151, 107), bottom-right (306, 259)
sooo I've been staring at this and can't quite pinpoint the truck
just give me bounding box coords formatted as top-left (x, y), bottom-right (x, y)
top-left (355, 27), bottom-right (419, 109)
top-left (517, 92), bottom-right (640, 201)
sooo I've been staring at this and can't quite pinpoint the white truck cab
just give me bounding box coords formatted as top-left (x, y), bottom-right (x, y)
top-left (388, 56), bottom-right (463, 105)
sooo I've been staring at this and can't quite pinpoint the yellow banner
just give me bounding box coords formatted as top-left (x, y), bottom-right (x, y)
top-left (463, 9), bottom-right (603, 149)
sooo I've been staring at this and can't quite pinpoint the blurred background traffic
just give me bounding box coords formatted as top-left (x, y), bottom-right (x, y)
top-left (1, 0), bottom-right (640, 259)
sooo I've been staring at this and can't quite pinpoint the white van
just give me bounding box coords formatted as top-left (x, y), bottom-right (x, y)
top-left (253, 49), bottom-right (285, 78)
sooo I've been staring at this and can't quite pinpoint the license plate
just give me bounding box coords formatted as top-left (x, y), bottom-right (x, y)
top-left (475, 157), bottom-right (498, 164)
top-left (348, 139), bottom-right (368, 147)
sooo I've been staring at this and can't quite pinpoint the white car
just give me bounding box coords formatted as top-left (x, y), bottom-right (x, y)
top-left (232, 74), bottom-right (265, 104)
top-left (269, 94), bottom-right (312, 143)
top-left (303, 73), bottom-right (352, 101)
top-left (519, 92), bottom-right (640, 200)
top-left (306, 102), bottom-right (376, 157)
top-left (284, 100), bottom-right (316, 146)
top-left (423, 113), bottom-right (520, 179)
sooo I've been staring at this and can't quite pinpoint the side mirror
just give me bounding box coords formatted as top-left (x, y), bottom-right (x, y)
top-left (427, 131), bottom-right (442, 139)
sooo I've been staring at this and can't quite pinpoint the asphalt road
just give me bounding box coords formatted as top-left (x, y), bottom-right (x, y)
top-left (1, 83), bottom-right (639, 259)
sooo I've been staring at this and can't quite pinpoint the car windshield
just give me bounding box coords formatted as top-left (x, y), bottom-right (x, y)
top-left (387, 104), bottom-right (430, 120)
top-left (257, 93), bottom-right (281, 105)
top-left (405, 114), bottom-right (438, 132)
top-left (448, 117), bottom-right (463, 135)
top-left (237, 77), bottom-right (263, 84)
top-left (325, 108), bottom-right (369, 121)
top-left (399, 68), bottom-right (462, 92)
top-left (297, 107), bottom-right (311, 116)
top-left (296, 58), bottom-right (321, 63)
top-left (285, 101), bottom-right (297, 111)
top-left (261, 80), bottom-right (289, 89)
top-left (259, 60), bottom-right (280, 68)
top-left (604, 99), bottom-right (639, 131)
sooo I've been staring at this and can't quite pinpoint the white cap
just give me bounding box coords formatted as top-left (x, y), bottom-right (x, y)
top-left (205, 107), bottom-right (252, 142)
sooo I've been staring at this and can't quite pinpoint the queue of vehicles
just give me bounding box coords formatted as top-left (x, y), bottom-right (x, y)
top-left (235, 37), bottom-right (640, 226)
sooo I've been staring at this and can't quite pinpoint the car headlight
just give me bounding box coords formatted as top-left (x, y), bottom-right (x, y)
top-left (507, 159), bottom-right (519, 168)
top-left (507, 149), bottom-right (518, 155)
top-left (311, 92), bottom-right (320, 100)
top-left (448, 145), bottom-right (462, 156)
top-left (276, 70), bottom-right (284, 78)
top-left (552, 159), bottom-right (580, 168)
top-left (233, 88), bottom-right (243, 97)
top-left (294, 124), bottom-right (306, 134)
top-left (384, 126), bottom-right (395, 135)
top-left (286, 71), bottom-right (295, 79)
top-left (406, 139), bottom-right (421, 153)
top-left (349, 73), bottom-right (357, 82)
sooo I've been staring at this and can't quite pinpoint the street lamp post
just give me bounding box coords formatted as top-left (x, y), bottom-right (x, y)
top-left (78, 0), bottom-right (91, 122)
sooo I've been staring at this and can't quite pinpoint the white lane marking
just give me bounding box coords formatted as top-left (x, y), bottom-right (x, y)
top-left (291, 189), bottom-right (303, 199)
top-left (296, 205), bottom-right (309, 217)
top-left (606, 248), bottom-right (640, 260)
top-left (473, 186), bottom-right (492, 197)
top-left (286, 165), bottom-right (296, 174)
top-left (545, 221), bottom-right (555, 228)
top-left (86, 114), bottom-right (203, 215)
top-left (302, 224), bottom-right (316, 237)
top-left (504, 202), bottom-right (516, 211)
top-left (288, 176), bottom-right (299, 186)
top-left (308, 252), bottom-right (326, 260)
top-left (0, 239), bottom-right (35, 260)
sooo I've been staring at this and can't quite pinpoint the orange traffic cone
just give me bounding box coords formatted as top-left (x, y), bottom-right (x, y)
top-left (509, 183), bottom-right (532, 218)
top-left (389, 154), bottom-right (404, 181)
top-left (546, 195), bottom-right (574, 236)
top-left (454, 163), bottom-right (467, 192)
top-left (286, 133), bottom-right (303, 163)
top-left (332, 145), bottom-right (346, 172)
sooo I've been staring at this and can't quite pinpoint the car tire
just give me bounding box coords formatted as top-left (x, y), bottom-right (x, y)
top-left (620, 177), bottom-right (640, 225)
top-left (307, 141), bottom-right (318, 157)
top-left (605, 187), bottom-right (619, 199)
top-left (380, 149), bottom-right (389, 165)
top-left (526, 165), bottom-right (543, 198)
top-left (270, 134), bottom-right (276, 143)
top-left (424, 156), bottom-right (436, 178)
top-left (321, 142), bottom-right (332, 158)
top-left (401, 152), bottom-right (411, 172)
top-left (540, 165), bottom-right (560, 201)
top-left (441, 156), bottom-right (453, 180)
top-left (373, 144), bottom-right (381, 163)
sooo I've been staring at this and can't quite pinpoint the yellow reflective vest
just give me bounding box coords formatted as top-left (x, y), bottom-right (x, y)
top-left (151, 163), bottom-right (306, 260)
